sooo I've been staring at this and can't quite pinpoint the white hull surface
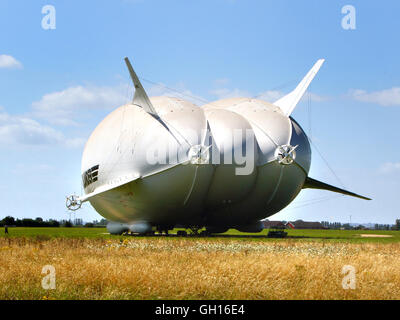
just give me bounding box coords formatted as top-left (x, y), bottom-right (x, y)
top-left (82, 97), bottom-right (309, 227)
top-left (71, 58), bottom-right (370, 234)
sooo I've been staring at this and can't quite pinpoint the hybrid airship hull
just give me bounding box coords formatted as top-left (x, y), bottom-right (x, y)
top-left (68, 58), bottom-right (370, 235)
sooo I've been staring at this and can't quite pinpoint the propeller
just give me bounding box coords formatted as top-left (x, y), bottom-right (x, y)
top-left (275, 144), bottom-right (298, 165)
top-left (66, 195), bottom-right (82, 211)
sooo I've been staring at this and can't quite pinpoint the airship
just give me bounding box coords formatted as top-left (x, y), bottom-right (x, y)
top-left (66, 57), bottom-right (370, 235)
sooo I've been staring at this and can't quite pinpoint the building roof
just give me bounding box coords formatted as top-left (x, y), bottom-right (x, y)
top-left (263, 220), bottom-right (286, 228)
top-left (287, 220), bottom-right (327, 229)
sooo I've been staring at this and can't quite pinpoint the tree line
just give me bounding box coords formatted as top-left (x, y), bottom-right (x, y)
top-left (0, 216), bottom-right (61, 227)
top-left (0, 216), bottom-right (108, 228)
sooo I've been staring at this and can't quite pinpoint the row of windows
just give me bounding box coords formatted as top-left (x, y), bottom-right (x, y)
top-left (82, 165), bottom-right (99, 188)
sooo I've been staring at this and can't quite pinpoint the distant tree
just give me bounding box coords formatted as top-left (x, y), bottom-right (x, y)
top-left (48, 220), bottom-right (60, 227)
top-left (2, 216), bottom-right (16, 226)
top-left (342, 223), bottom-right (352, 230)
top-left (98, 219), bottom-right (108, 226)
top-left (63, 221), bottom-right (73, 228)
top-left (84, 223), bottom-right (94, 228)
top-left (21, 218), bottom-right (36, 227)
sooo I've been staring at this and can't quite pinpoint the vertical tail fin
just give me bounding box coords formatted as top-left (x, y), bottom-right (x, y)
top-left (274, 59), bottom-right (325, 116)
top-left (124, 57), bottom-right (158, 116)
top-left (124, 57), bottom-right (185, 144)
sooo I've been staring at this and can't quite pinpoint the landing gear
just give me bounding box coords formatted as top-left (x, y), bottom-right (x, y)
top-left (200, 230), bottom-right (211, 237)
top-left (177, 230), bottom-right (187, 237)
top-left (156, 225), bottom-right (173, 236)
top-left (114, 225), bottom-right (216, 237)
top-left (188, 226), bottom-right (203, 236)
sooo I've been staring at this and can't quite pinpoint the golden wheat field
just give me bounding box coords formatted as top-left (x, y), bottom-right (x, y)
top-left (1, 236), bottom-right (400, 300)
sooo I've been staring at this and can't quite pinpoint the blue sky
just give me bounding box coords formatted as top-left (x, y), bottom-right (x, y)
top-left (0, 0), bottom-right (399, 224)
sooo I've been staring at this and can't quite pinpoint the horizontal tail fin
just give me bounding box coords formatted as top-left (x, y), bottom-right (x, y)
top-left (303, 177), bottom-right (371, 200)
top-left (274, 59), bottom-right (325, 116)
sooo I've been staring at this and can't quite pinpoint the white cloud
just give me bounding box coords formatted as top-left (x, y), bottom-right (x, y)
top-left (210, 88), bottom-right (251, 100)
top-left (0, 111), bottom-right (62, 145)
top-left (0, 55), bottom-right (22, 69)
top-left (379, 162), bottom-right (400, 174)
top-left (0, 109), bottom-right (84, 147)
top-left (209, 77), bottom-right (251, 101)
top-left (213, 78), bottom-right (230, 87)
top-left (242, 90), bottom-right (327, 104)
top-left (147, 82), bottom-right (206, 105)
top-left (11, 163), bottom-right (55, 175)
top-left (32, 82), bottom-right (207, 126)
top-left (256, 90), bottom-right (285, 102)
top-left (31, 81), bottom-right (330, 128)
top-left (349, 87), bottom-right (400, 106)
top-left (209, 76), bottom-right (327, 103)
top-left (32, 84), bottom-right (131, 126)
top-left (65, 137), bottom-right (86, 148)
top-left (7, 81), bottom-right (206, 148)
top-left (302, 92), bottom-right (328, 103)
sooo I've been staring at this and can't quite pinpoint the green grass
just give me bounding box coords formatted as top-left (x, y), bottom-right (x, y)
top-left (277, 228), bottom-right (400, 243)
top-left (222, 228), bottom-right (400, 243)
top-left (0, 227), bottom-right (113, 239)
top-left (1, 227), bottom-right (399, 243)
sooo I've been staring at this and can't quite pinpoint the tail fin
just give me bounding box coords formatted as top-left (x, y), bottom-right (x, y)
top-left (274, 59), bottom-right (325, 116)
top-left (303, 177), bottom-right (371, 201)
top-left (124, 57), bottom-right (187, 145)
top-left (124, 57), bottom-right (158, 116)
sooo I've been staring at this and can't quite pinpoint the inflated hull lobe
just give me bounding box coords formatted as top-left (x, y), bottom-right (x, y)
top-left (82, 97), bottom-right (311, 226)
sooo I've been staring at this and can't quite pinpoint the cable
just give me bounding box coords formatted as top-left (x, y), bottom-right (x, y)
top-left (308, 91), bottom-right (312, 140)
top-left (138, 74), bottom-right (346, 192)
top-left (252, 78), bottom-right (300, 100)
top-left (308, 137), bottom-right (346, 189)
top-left (140, 76), bottom-right (301, 108)
top-left (140, 77), bottom-right (210, 105)
top-left (293, 194), bottom-right (340, 205)
top-left (287, 194), bottom-right (344, 211)
top-left (304, 85), bottom-right (346, 190)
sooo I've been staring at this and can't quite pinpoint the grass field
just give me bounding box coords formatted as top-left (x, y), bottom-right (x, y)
top-left (1, 227), bottom-right (400, 243)
top-left (1, 227), bottom-right (400, 300)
